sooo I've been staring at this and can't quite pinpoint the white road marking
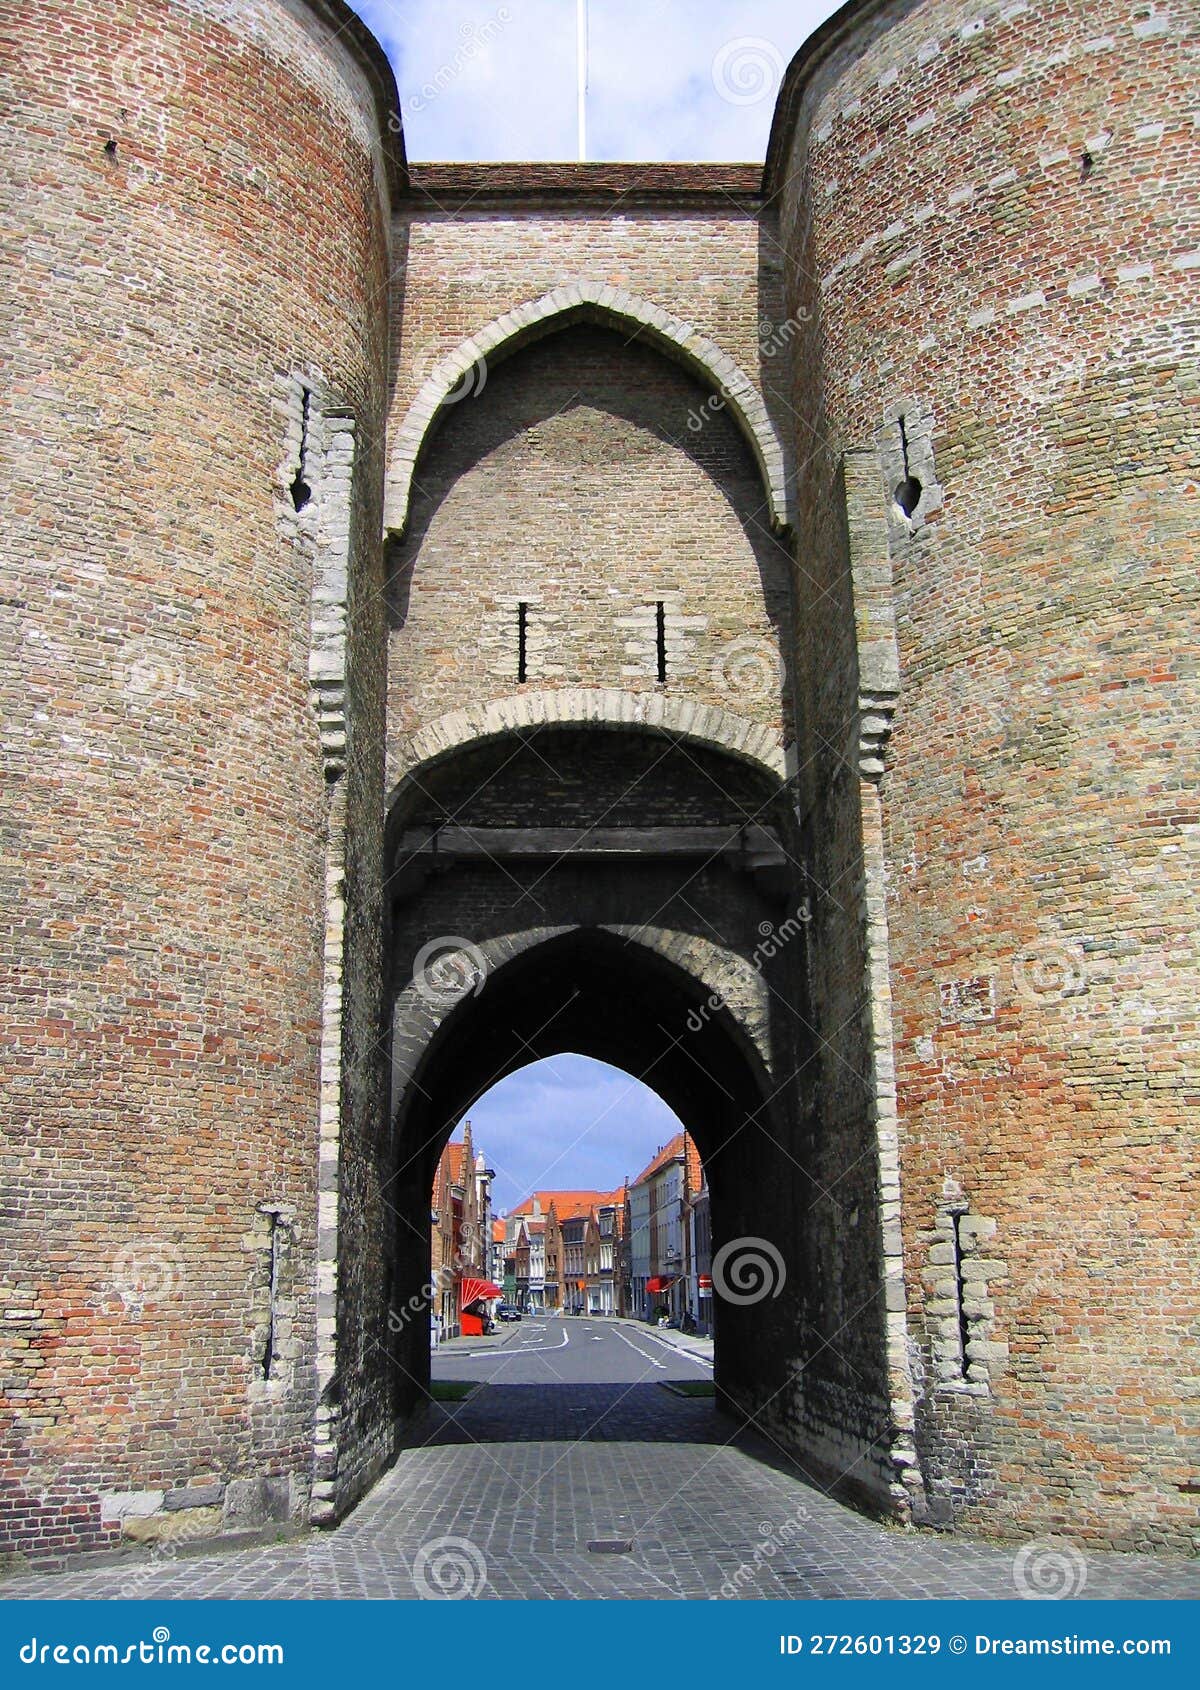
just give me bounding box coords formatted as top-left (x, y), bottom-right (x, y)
top-left (608, 1322), bottom-right (667, 1370)
top-left (450, 1326), bottom-right (570, 1359)
top-left (622, 1324), bottom-right (714, 1370)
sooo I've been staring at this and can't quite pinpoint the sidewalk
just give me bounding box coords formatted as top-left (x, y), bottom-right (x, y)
top-left (433, 1321), bottom-right (525, 1355)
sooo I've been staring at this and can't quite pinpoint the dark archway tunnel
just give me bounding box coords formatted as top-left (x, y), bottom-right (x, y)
top-left (386, 926), bottom-right (797, 1431)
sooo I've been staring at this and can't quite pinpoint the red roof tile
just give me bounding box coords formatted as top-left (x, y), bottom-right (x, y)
top-left (510, 1189), bottom-right (611, 1220)
top-left (631, 1132), bottom-right (703, 1191)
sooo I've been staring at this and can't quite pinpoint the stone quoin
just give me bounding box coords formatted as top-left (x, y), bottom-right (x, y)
top-left (1, 0), bottom-right (1196, 1564)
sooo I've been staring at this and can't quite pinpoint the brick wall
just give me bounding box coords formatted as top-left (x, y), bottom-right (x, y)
top-left (0, 0), bottom-right (395, 1557)
top-left (386, 323), bottom-right (793, 778)
top-left (771, 0), bottom-right (1199, 1551)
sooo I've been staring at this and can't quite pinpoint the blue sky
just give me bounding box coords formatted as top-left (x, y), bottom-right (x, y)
top-left (459, 1054), bottom-right (684, 1215)
top-left (349, 0), bottom-right (841, 161)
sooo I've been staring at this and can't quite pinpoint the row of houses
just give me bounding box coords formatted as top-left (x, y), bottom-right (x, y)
top-left (488, 1131), bottom-right (713, 1332)
top-left (493, 1188), bottom-right (626, 1315)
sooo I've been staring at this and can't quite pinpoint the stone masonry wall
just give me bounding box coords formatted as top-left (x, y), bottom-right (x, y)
top-left (772, 0), bottom-right (1200, 1551)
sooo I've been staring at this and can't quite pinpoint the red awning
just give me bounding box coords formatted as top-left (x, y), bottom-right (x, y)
top-left (460, 1277), bottom-right (504, 1307)
top-left (645, 1275), bottom-right (677, 1294)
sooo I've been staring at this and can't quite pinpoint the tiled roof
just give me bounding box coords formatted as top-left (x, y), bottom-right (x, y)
top-left (631, 1133), bottom-right (685, 1188)
top-left (510, 1189), bottom-right (611, 1220)
top-left (631, 1132), bottom-right (704, 1192)
top-left (685, 1136), bottom-right (703, 1198)
top-left (404, 164), bottom-right (764, 211)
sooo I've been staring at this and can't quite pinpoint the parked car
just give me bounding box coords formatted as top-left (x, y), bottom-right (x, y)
top-left (495, 1303), bottom-right (523, 1322)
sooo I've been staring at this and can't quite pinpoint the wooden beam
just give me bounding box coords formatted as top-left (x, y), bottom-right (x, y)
top-left (395, 825), bottom-right (785, 866)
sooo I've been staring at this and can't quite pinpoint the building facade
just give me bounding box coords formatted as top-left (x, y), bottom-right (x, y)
top-left (3, 0), bottom-right (1197, 1561)
top-left (628, 1135), bottom-right (704, 1324)
top-left (689, 1178), bottom-right (712, 1337)
top-left (429, 1122), bottom-right (492, 1341)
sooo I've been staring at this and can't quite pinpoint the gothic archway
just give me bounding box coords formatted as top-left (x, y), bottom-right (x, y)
top-left (384, 282), bottom-right (795, 539)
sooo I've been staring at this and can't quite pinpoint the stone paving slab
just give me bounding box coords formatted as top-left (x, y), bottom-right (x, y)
top-left (3, 1377), bottom-right (1198, 1602)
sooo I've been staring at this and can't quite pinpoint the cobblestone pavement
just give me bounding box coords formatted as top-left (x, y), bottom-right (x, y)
top-left (4, 1321), bottom-right (1198, 1601)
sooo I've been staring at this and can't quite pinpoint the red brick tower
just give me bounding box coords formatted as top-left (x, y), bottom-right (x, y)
top-left (0, 0), bottom-right (399, 1555)
top-left (770, 0), bottom-right (1199, 1548)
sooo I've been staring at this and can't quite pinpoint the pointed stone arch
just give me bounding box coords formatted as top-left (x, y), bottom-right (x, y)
top-left (383, 282), bottom-right (795, 538)
top-left (388, 920), bottom-right (777, 1121)
top-left (387, 687), bottom-right (792, 813)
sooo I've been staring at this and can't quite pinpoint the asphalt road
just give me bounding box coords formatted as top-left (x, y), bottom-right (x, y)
top-left (432, 1314), bottom-right (713, 1387)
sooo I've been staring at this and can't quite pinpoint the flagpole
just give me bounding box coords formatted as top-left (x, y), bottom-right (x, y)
top-left (576, 0), bottom-right (587, 162)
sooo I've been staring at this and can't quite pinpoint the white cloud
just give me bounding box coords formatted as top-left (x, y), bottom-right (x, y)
top-left (459, 1054), bottom-right (684, 1213)
top-left (348, 0), bottom-right (842, 161)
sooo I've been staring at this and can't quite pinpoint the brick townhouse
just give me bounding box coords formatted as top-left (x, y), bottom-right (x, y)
top-left (628, 1134), bottom-right (704, 1324)
top-left (505, 1188), bottom-right (628, 1313)
top-left (429, 1121), bottom-right (495, 1339)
